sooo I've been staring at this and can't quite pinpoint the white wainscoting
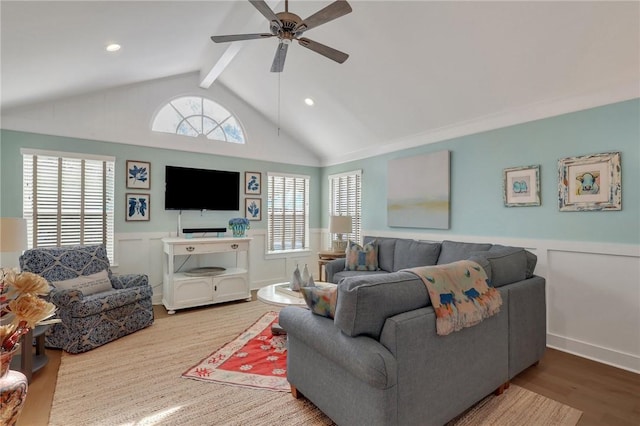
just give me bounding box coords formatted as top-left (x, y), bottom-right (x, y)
top-left (113, 229), bottom-right (640, 373)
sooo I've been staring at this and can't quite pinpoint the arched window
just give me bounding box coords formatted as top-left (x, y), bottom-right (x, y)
top-left (152, 96), bottom-right (245, 144)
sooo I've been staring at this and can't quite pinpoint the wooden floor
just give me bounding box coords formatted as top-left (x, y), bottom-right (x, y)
top-left (17, 305), bottom-right (640, 426)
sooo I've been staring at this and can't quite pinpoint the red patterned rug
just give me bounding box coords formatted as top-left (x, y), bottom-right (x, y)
top-left (182, 311), bottom-right (290, 392)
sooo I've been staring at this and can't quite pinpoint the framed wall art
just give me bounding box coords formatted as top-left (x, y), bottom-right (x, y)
top-left (387, 150), bottom-right (450, 229)
top-left (245, 172), bottom-right (261, 195)
top-left (503, 165), bottom-right (541, 207)
top-left (126, 160), bottom-right (150, 189)
top-left (126, 193), bottom-right (150, 221)
top-left (245, 198), bottom-right (261, 221)
top-left (558, 151), bottom-right (621, 212)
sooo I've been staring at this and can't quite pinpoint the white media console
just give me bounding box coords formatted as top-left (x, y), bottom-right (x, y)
top-left (161, 237), bottom-right (251, 314)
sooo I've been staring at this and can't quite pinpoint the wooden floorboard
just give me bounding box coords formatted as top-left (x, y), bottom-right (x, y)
top-left (16, 304), bottom-right (640, 426)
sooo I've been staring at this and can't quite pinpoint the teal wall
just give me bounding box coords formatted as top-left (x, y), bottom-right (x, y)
top-left (2, 99), bottom-right (638, 244)
top-left (0, 131), bottom-right (322, 232)
top-left (321, 99), bottom-right (640, 244)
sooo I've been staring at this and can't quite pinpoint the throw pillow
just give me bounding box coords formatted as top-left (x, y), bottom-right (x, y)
top-left (300, 285), bottom-right (338, 319)
top-left (345, 240), bottom-right (379, 271)
top-left (52, 269), bottom-right (113, 295)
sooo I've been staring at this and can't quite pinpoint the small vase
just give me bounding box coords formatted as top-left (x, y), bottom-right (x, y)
top-left (0, 345), bottom-right (28, 426)
top-left (230, 223), bottom-right (247, 238)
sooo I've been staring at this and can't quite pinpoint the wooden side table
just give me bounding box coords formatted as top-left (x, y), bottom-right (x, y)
top-left (9, 324), bottom-right (50, 383)
top-left (318, 250), bottom-right (346, 282)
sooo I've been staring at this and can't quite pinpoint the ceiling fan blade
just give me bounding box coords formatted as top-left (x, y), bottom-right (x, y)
top-left (211, 33), bottom-right (274, 43)
top-left (297, 37), bottom-right (349, 64)
top-left (270, 42), bottom-right (289, 72)
top-left (249, 0), bottom-right (282, 31)
top-left (294, 0), bottom-right (352, 34)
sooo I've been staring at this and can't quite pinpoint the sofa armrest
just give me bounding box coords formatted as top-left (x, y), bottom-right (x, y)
top-left (110, 273), bottom-right (149, 289)
top-left (324, 258), bottom-right (346, 283)
top-left (279, 306), bottom-right (397, 389)
top-left (48, 287), bottom-right (85, 308)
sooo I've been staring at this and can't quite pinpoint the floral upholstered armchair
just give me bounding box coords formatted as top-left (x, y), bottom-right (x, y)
top-left (19, 244), bottom-right (154, 353)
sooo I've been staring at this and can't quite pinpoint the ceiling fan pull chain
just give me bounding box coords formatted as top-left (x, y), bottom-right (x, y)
top-left (277, 71), bottom-right (281, 136)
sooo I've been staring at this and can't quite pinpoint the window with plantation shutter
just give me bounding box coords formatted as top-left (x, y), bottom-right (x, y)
top-left (22, 149), bottom-right (115, 260)
top-left (267, 173), bottom-right (309, 253)
top-left (328, 170), bottom-right (362, 245)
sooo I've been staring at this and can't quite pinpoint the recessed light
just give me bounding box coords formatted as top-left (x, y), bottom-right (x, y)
top-left (304, 98), bottom-right (314, 106)
top-left (106, 43), bottom-right (121, 52)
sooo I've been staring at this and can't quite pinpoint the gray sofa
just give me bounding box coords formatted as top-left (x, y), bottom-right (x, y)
top-left (279, 237), bottom-right (546, 426)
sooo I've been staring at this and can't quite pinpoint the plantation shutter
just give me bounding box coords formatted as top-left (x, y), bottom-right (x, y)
top-left (22, 149), bottom-right (115, 260)
top-left (267, 173), bottom-right (309, 252)
top-left (328, 170), bottom-right (362, 245)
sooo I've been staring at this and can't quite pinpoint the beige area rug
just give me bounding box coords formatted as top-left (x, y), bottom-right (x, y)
top-left (50, 300), bottom-right (582, 426)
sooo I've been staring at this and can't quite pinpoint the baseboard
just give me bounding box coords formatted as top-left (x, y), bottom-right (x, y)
top-left (547, 333), bottom-right (640, 374)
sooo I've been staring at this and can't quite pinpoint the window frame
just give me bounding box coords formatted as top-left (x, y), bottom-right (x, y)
top-left (266, 172), bottom-right (310, 256)
top-left (21, 148), bottom-right (115, 261)
top-left (328, 169), bottom-right (362, 246)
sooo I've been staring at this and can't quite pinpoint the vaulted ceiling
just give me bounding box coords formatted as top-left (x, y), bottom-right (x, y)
top-left (2, 1), bottom-right (638, 165)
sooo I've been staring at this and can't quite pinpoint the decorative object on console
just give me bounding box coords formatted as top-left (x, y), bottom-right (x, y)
top-left (228, 217), bottom-right (250, 237)
top-left (126, 193), bottom-right (150, 221)
top-left (126, 160), bottom-right (150, 189)
top-left (558, 151), bottom-right (621, 211)
top-left (329, 215), bottom-right (352, 252)
top-left (387, 150), bottom-right (450, 229)
top-left (244, 172), bottom-right (261, 195)
top-left (503, 165), bottom-right (541, 207)
top-left (289, 264), bottom-right (302, 291)
top-left (245, 198), bottom-right (261, 221)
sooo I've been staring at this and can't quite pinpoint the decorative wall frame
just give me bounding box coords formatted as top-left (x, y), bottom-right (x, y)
top-left (126, 160), bottom-right (150, 189)
top-left (558, 151), bottom-right (621, 212)
top-left (387, 150), bottom-right (450, 229)
top-left (126, 193), bottom-right (150, 221)
top-left (245, 198), bottom-right (261, 221)
top-left (245, 172), bottom-right (261, 195)
top-left (503, 165), bottom-right (541, 207)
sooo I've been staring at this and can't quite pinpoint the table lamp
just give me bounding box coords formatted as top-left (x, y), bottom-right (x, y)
top-left (0, 217), bottom-right (27, 268)
top-left (329, 215), bottom-right (352, 253)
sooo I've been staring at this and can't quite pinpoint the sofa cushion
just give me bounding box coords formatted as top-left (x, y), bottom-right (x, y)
top-left (300, 285), bottom-right (338, 319)
top-left (345, 240), bottom-right (379, 271)
top-left (469, 248), bottom-right (528, 287)
top-left (333, 270), bottom-right (389, 284)
top-left (365, 236), bottom-right (396, 272)
top-left (437, 240), bottom-right (492, 265)
top-left (491, 245), bottom-right (538, 278)
top-left (393, 240), bottom-right (441, 271)
top-left (51, 269), bottom-right (113, 295)
top-left (334, 272), bottom-right (429, 339)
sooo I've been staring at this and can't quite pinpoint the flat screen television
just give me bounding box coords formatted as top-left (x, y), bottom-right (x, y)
top-left (165, 166), bottom-right (240, 211)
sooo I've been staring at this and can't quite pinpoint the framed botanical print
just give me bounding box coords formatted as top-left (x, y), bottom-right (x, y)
top-left (126, 160), bottom-right (150, 189)
top-left (245, 198), bottom-right (261, 221)
top-left (245, 172), bottom-right (261, 195)
top-left (503, 165), bottom-right (541, 207)
top-left (558, 152), bottom-right (621, 211)
top-left (126, 193), bottom-right (150, 221)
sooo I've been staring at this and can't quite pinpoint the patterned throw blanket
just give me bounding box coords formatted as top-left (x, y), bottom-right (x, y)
top-left (405, 260), bottom-right (502, 336)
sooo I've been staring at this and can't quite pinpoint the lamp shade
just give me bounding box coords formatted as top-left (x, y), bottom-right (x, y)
top-left (0, 218), bottom-right (27, 253)
top-left (329, 215), bottom-right (353, 234)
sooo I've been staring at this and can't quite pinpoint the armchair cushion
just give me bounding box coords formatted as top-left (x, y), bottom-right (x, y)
top-left (51, 269), bottom-right (112, 295)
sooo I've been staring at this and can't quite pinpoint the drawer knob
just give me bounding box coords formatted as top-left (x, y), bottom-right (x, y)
top-left (231, 244), bottom-right (239, 249)
top-left (186, 246), bottom-right (195, 252)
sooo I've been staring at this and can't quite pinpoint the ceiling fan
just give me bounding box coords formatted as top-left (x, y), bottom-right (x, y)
top-left (211, 0), bottom-right (352, 72)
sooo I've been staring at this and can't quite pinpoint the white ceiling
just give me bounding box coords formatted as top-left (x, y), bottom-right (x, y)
top-left (2, 1), bottom-right (639, 165)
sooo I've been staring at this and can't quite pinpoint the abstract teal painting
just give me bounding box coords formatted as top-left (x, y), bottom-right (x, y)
top-left (387, 150), bottom-right (450, 229)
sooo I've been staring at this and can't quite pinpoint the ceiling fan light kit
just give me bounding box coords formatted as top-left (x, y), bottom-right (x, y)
top-left (211, 0), bottom-right (352, 72)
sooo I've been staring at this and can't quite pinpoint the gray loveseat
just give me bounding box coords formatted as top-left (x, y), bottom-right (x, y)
top-left (279, 237), bottom-right (546, 426)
